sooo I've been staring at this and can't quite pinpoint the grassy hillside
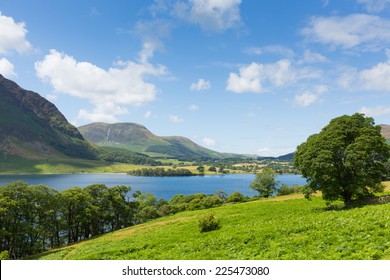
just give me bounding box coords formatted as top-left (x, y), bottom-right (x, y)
top-left (0, 74), bottom-right (97, 160)
top-left (33, 185), bottom-right (390, 260)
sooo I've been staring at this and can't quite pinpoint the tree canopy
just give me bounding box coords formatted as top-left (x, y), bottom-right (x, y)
top-left (294, 113), bottom-right (390, 204)
top-left (249, 168), bottom-right (278, 198)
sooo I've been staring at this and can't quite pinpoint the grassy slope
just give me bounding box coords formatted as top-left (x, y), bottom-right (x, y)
top-left (0, 153), bottom-right (142, 174)
top-left (34, 184), bottom-right (390, 260)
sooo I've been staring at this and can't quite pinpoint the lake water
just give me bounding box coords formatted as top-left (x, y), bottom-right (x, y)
top-left (0, 173), bottom-right (306, 200)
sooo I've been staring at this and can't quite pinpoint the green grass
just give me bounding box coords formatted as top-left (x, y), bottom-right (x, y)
top-left (0, 154), bottom-right (142, 174)
top-left (32, 194), bottom-right (390, 260)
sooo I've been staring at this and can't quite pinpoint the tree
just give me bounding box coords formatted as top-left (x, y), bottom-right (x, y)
top-left (196, 165), bottom-right (205, 175)
top-left (294, 113), bottom-right (390, 204)
top-left (249, 168), bottom-right (278, 198)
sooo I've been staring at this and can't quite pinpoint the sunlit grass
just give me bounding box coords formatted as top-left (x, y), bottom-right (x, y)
top-left (33, 193), bottom-right (390, 260)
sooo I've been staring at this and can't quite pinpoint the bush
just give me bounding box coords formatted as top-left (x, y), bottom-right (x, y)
top-left (277, 184), bottom-right (304, 196)
top-left (226, 191), bottom-right (246, 203)
top-left (198, 212), bottom-right (221, 233)
top-left (0, 250), bottom-right (10, 260)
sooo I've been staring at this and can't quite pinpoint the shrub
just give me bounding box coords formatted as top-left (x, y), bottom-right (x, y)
top-left (0, 250), bottom-right (10, 260)
top-left (198, 212), bottom-right (221, 233)
top-left (226, 191), bottom-right (246, 203)
top-left (277, 184), bottom-right (304, 196)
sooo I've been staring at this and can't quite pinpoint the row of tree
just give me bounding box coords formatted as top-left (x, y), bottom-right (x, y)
top-left (0, 181), bottom-right (252, 259)
top-left (127, 167), bottom-right (194, 176)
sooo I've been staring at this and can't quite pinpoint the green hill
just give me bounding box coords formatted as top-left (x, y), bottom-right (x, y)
top-left (33, 192), bottom-right (390, 260)
top-left (0, 74), bottom-right (97, 160)
top-left (78, 122), bottom-right (239, 159)
top-left (381, 124), bottom-right (390, 144)
top-left (0, 75), bottom-right (160, 173)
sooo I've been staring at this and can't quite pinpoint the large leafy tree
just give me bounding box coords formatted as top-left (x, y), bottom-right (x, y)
top-left (249, 168), bottom-right (278, 198)
top-left (294, 113), bottom-right (390, 204)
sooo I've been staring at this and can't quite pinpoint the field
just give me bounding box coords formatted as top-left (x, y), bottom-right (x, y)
top-left (32, 185), bottom-right (390, 260)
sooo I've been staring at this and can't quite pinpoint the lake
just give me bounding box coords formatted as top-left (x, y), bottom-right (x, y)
top-left (0, 173), bottom-right (306, 200)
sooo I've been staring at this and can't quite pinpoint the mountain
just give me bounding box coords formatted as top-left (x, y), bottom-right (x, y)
top-left (78, 122), bottom-right (237, 159)
top-left (0, 74), bottom-right (96, 160)
top-left (380, 124), bottom-right (390, 142)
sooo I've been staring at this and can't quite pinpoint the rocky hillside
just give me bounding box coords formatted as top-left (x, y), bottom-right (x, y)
top-left (0, 74), bottom-right (96, 160)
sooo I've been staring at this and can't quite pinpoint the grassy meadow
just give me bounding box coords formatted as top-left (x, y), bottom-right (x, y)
top-left (32, 185), bottom-right (390, 260)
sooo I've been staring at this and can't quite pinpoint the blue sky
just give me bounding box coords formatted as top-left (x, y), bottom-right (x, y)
top-left (1, 0), bottom-right (390, 156)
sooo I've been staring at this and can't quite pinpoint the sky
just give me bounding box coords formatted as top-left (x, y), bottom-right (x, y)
top-left (1, 0), bottom-right (390, 157)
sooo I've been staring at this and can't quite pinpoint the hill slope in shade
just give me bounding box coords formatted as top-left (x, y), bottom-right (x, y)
top-left (78, 122), bottom-right (239, 159)
top-left (0, 74), bottom-right (96, 160)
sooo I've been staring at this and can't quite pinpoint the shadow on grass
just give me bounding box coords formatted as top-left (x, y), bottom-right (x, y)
top-left (323, 195), bottom-right (390, 211)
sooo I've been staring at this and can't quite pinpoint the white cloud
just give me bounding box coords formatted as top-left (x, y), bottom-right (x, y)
top-left (144, 110), bottom-right (153, 119)
top-left (336, 53), bottom-right (390, 92)
top-left (169, 115), bottom-right (184, 123)
top-left (226, 62), bottom-right (264, 93)
top-left (300, 49), bottom-right (328, 64)
top-left (302, 14), bottom-right (390, 50)
top-left (357, 0), bottom-right (390, 13)
top-left (202, 137), bottom-right (216, 147)
top-left (293, 85), bottom-right (327, 107)
top-left (0, 12), bottom-right (31, 54)
top-left (359, 59), bottom-right (390, 90)
top-left (257, 147), bottom-right (295, 157)
top-left (188, 104), bottom-right (199, 111)
top-left (46, 94), bottom-right (58, 102)
top-left (0, 58), bottom-right (16, 78)
top-left (78, 103), bottom-right (129, 123)
top-left (244, 45), bottom-right (295, 57)
top-left (35, 49), bottom-right (167, 122)
top-left (226, 59), bottom-right (316, 93)
top-left (190, 78), bottom-right (211, 91)
top-left (134, 20), bottom-right (173, 63)
top-left (359, 105), bottom-right (390, 117)
top-left (293, 92), bottom-right (319, 107)
top-left (174, 0), bottom-right (242, 32)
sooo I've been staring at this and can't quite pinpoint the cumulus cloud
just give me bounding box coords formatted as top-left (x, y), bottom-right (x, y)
top-left (190, 78), bottom-right (211, 91)
top-left (293, 85), bottom-right (328, 107)
top-left (360, 105), bottom-right (390, 117)
top-left (202, 137), bottom-right (216, 147)
top-left (174, 0), bottom-right (242, 32)
top-left (226, 59), bottom-right (319, 94)
top-left (0, 12), bottom-right (31, 54)
top-left (35, 49), bottom-right (167, 122)
top-left (357, 0), bottom-right (390, 13)
top-left (359, 59), bottom-right (390, 90)
top-left (302, 14), bottom-right (390, 50)
top-left (78, 103), bottom-right (129, 123)
top-left (0, 58), bottom-right (16, 78)
top-left (169, 115), bottom-right (184, 123)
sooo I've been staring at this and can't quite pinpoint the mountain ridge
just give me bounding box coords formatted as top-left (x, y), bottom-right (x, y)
top-left (78, 122), bottom-right (241, 159)
top-left (0, 74), bottom-right (96, 160)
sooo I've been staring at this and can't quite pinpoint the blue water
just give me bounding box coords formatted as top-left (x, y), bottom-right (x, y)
top-left (0, 173), bottom-right (306, 200)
